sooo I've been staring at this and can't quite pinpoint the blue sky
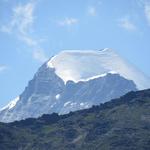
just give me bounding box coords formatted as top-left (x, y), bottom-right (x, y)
top-left (0, 0), bottom-right (150, 108)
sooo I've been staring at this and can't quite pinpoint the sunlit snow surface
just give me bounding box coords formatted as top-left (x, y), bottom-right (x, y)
top-left (0, 96), bottom-right (20, 111)
top-left (47, 49), bottom-right (150, 89)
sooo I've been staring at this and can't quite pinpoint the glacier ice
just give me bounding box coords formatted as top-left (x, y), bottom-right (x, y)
top-left (47, 49), bottom-right (150, 89)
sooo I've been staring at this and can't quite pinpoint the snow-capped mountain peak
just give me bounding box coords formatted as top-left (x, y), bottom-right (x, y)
top-left (0, 49), bottom-right (149, 122)
top-left (47, 49), bottom-right (150, 89)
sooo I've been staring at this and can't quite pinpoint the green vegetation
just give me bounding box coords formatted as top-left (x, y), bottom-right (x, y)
top-left (0, 89), bottom-right (150, 150)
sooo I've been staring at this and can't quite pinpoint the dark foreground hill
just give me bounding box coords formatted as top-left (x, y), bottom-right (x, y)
top-left (0, 89), bottom-right (150, 150)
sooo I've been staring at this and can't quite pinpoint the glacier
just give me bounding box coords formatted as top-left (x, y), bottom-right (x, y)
top-left (47, 49), bottom-right (150, 89)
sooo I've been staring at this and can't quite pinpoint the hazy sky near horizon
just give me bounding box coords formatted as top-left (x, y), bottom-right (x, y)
top-left (0, 0), bottom-right (150, 108)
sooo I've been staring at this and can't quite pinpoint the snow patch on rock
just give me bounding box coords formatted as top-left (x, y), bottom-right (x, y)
top-left (0, 96), bottom-right (20, 111)
top-left (55, 94), bottom-right (60, 100)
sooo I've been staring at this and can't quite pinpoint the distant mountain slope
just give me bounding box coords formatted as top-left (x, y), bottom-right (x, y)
top-left (1, 49), bottom-right (150, 122)
top-left (0, 89), bottom-right (150, 150)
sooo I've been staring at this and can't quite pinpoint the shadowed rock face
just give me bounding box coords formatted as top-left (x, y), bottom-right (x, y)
top-left (0, 62), bottom-right (137, 122)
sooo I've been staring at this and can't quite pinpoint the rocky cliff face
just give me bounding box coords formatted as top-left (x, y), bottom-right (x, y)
top-left (1, 49), bottom-right (149, 122)
top-left (0, 62), bottom-right (137, 122)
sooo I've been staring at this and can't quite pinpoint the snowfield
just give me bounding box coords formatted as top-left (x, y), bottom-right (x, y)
top-left (47, 49), bottom-right (150, 89)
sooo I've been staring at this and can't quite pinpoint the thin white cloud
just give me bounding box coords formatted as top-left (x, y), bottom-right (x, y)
top-left (136, 0), bottom-right (150, 26)
top-left (118, 17), bottom-right (137, 31)
top-left (13, 2), bottom-right (34, 35)
top-left (1, 26), bottom-right (12, 33)
top-left (0, 65), bottom-right (7, 73)
top-left (58, 17), bottom-right (78, 27)
top-left (33, 49), bottom-right (48, 63)
top-left (88, 6), bottom-right (97, 16)
top-left (144, 2), bottom-right (150, 25)
top-left (1, 1), bottom-right (34, 36)
top-left (1, 1), bottom-right (48, 63)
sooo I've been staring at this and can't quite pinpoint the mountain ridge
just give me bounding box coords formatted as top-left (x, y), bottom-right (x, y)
top-left (0, 71), bottom-right (137, 122)
top-left (1, 49), bottom-right (149, 122)
top-left (0, 89), bottom-right (150, 150)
